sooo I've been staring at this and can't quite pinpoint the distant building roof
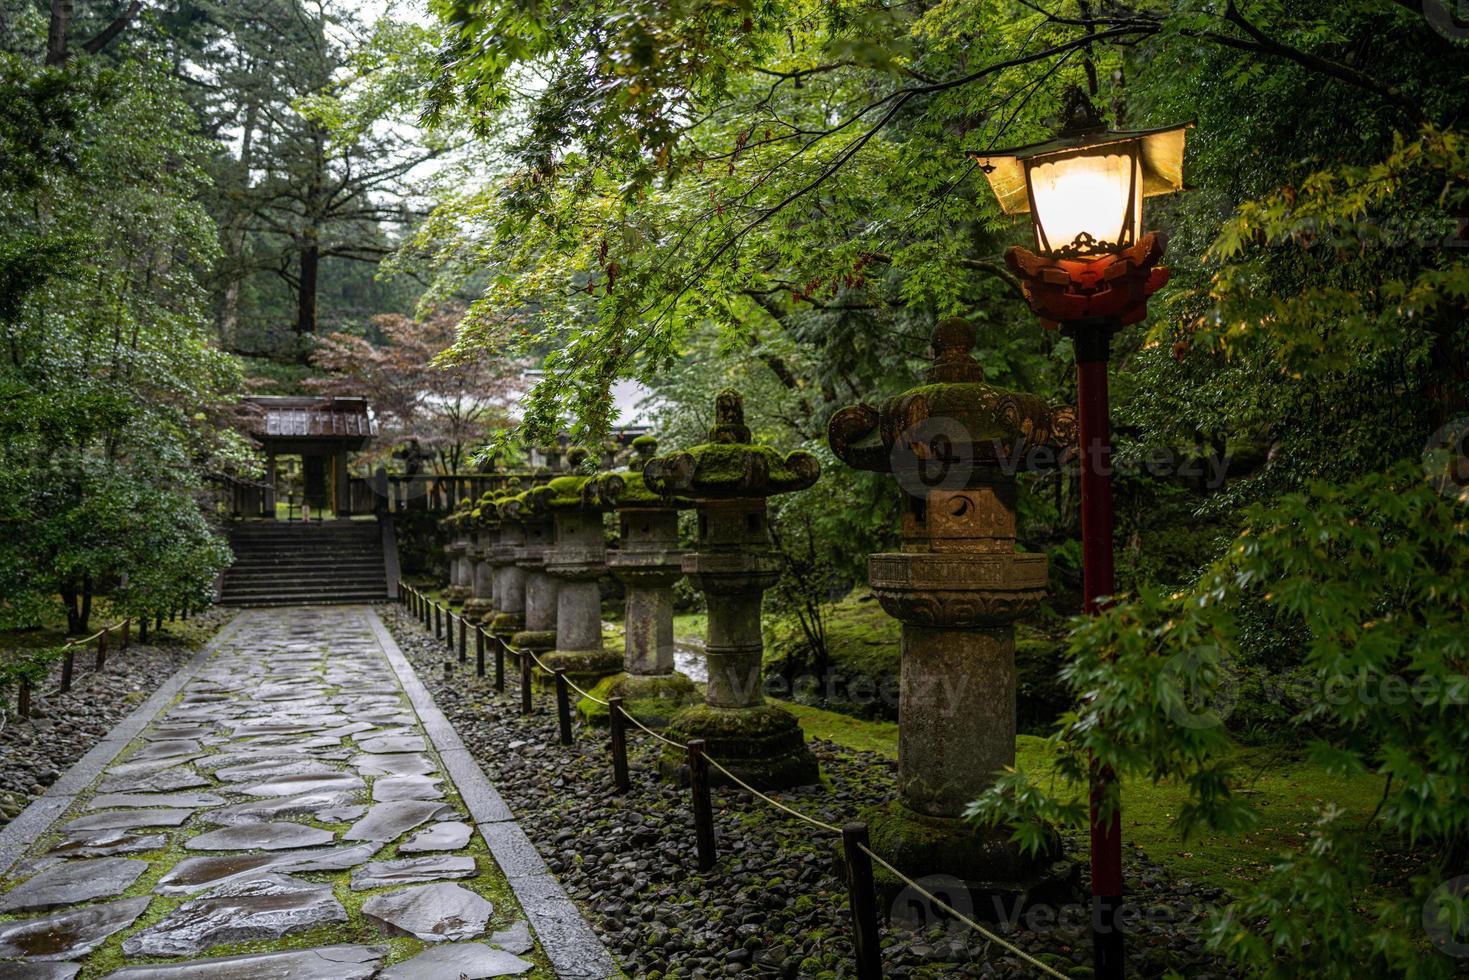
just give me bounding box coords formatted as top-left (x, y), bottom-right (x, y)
top-left (241, 396), bottom-right (375, 448)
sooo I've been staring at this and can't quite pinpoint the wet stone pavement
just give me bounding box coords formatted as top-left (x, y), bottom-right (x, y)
top-left (0, 607), bottom-right (570, 979)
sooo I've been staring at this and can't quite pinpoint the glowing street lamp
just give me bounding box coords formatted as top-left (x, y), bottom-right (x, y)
top-left (972, 88), bottom-right (1190, 980)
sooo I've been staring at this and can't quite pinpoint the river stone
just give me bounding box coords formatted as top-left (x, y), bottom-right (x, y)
top-left (98, 943), bottom-right (386, 979)
top-left (351, 753), bottom-right (436, 777)
top-left (371, 776), bottom-right (442, 803)
top-left (128, 739), bottom-right (203, 762)
top-left (61, 809), bottom-right (194, 834)
top-left (488, 920), bottom-right (534, 955)
top-left (399, 821), bottom-right (472, 853)
top-left (356, 735), bottom-right (427, 755)
top-left (122, 873), bottom-right (346, 957)
top-left (185, 822), bottom-right (335, 851)
top-left (376, 942), bottom-right (533, 979)
top-left (47, 831), bottom-right (167, 858)
top-left (349, 855), bottom-right (476, 891)
top-left (97, 766), bottom-right (210, 795)
top-left (344, 801), bottom-right (452, 843)
top-left (0, 858), bottom-right (148, 913)
top-left (238, 773), bottom-right (365, 798)
top-left (361, 883), bottom-right (494, 942)
top-left (0, 896), bottom-right (152, 960)
top-left (88, 792), bottom-right (225, 809)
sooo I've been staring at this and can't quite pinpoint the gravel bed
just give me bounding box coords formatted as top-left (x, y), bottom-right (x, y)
top-left (379, 602), bottom-right (1235, 979)
top-left (0, 608), bottom-right (235, 828)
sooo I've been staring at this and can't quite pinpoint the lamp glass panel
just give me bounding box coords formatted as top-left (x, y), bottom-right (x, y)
top-left (1026, 150), bottom-right (1140, 254)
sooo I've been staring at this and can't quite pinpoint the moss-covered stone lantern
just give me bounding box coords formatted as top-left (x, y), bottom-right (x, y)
top-left (579, 435), bottom-right (700, 726)
top-left (441, 501), bottom-right (474, 603)
top-left (462, 490), bottom-right (502, 624)
top-left (827, 317), bottom-right (1075, 903)
top-left (488, 493), bottom-right (528, 641)
top-left (528, 449), bottom-right (622, 687)
top-left (644, 389), bottom-right (821, 789)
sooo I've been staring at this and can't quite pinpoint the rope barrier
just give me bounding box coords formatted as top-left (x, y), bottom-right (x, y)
top-left (858, 843), bottom-right (1071, 980)
top-left (520, 646), bottom-right (610, 706)
top-left (702, 755), bottom-right (843, 835)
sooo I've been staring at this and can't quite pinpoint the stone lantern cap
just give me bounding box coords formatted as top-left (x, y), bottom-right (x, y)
top-left (468, 490), bottom-right (504, 529)
top-left (587, 436), bottom-right (694, 510)
top-left (827, 318), bottom-right (1076, 477)
top-left (643, 390), bottom-right (820, 500)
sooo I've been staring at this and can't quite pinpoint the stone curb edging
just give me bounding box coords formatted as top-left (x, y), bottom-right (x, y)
top-left (0, 611), bottom-right (250, 878)
top-left (365, 606), bottom-right (622, 980)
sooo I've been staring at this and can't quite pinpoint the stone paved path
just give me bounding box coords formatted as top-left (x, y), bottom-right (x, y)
top-left (0, 607), bottom-right (616, 979)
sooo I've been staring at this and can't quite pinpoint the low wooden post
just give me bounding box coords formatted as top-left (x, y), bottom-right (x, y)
top-left (445, 612), bottom-right (454, 650)
top-left (555, 669), bottom-right (573, 746)
top-left (95, 630), bottom-right (108, 670)
top-left (842, 822), bottom-right (883, 980)
top-left (434, 603), bottom-right (443, 639)
top-left (17, 678), bottom-right (31, 719)
top-left (519, 651), bottom-right (533, 715)
top-left (609, 696), bottom-right (631, 794)
top-left (457, 617), bottom-right (466, 661)
top-left (688, 738), bottom-right (716, 870)
top-left (60, 648), bottom-right (75, 693)
top-left (121, 619), bottom-right (130, 651)
top-left (493, 637), bottom-right (506, 693)
top-left (475, 628), bottom-right (486, 678)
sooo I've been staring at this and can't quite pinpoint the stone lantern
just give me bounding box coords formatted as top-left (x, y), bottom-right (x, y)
top-left (462, 491), bottom-right (500, 624)
top-left (581, 435), bottom-right (699, 725)
top-left (502, 487), bottom-right (559, 662)
top-left (532, 450), bottom-right (622, 687)
top-left (441, 504), bottom-right (472, 603)
top-left (488, 496), bottom-right (528, 643)
top-left (644, 389), bottom-right (821, 789)
top-left (827, 317), bottom-right (1075, 901)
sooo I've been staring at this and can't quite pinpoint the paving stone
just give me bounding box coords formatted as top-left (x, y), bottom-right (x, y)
top-left (237, 773), bottom-right (365, 798)
top-left (370, 775), bottom-right (442, 803)
top-left (122, 873), bottom-right (346, 957)
top-left (154, 844), bottom-right (383, 896)
top-left (349, 855), bottom-right (477, 891)
top-left (360, 883), bottom-right (495, 942)
top-left (0, 962), bottom-right (80, 979)
top-left (318, 722), bottom-right (377, 739)
top-left (399, 821), bottom-right (472, 853)
top-left (0, 858), bottom-right (149, 913)
top-left (355, 734), bottom-right (428, 754)
top-left (127, 739), bottom-right (203, 762)
top-left (185, 822), bottom-right (335, 851)
top-left (488, 920), bottom-right (534, 955)
top-left (343, 801), bottom-right (453, 843)
top-left (314, 805), bottom-right (368, 823)
top-left (103, 756), bottom-right (206, 779)
top-left (204, 792), bottom-right (361, 827)
top-left (88, 792), bottom-right (225, 810)
top-left (60, 809), bottom-right (194, 834)
top-left (146, 725), bottom-right (216, 740)
top-left (212, 759), bottom-right (339, 783)
top-left (96, 766), bottom-right (210, 795)
top-left (375, 942), bottom-right (533, 979)
top-left (351, 753), bottom-right (436, 777)
top-left (98, 943), bottom-right (386, 979)
top-left (46, 831), bottom-right (167, 858)
top-left (0, 896), bottom-right (152, 960)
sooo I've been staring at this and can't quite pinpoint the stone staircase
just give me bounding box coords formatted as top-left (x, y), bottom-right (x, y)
top-left (220, 519), bottom-right (392, 606)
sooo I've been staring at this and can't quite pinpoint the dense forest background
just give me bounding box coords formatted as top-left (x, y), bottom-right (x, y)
top-left (1, 0), bottom-right (1467, 975)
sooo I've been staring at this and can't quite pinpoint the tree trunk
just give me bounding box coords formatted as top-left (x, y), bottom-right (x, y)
top-left (78, 576), bottom-right (93, 634)
top-left (61, 587), bottom-right (81, 633)
top-left (219, 91), bottom-right (259, 348)
top-left (46, 0), bottom-right (72, 65)
top-left (295, 239), bottom-right (319, 336)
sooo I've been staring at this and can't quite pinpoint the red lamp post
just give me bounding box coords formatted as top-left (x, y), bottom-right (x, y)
top-left (972, 89), bottom-right (1190, 980)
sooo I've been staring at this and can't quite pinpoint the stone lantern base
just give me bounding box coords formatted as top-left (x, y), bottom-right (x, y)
top-left (444, 586), bottom-right (469, 604)
top-left (578, 670), bottom-right (699, 728)
top-left (657, 703), bottom-right (819, 789)
top-left (489, 611), bottom-right (525, 638)
top-left (856, 801), bottom-right (1076, 919)
top-left (461, 597), bottom-right (494, 624)
top-left (535, 645), bottom-right (623, 690)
